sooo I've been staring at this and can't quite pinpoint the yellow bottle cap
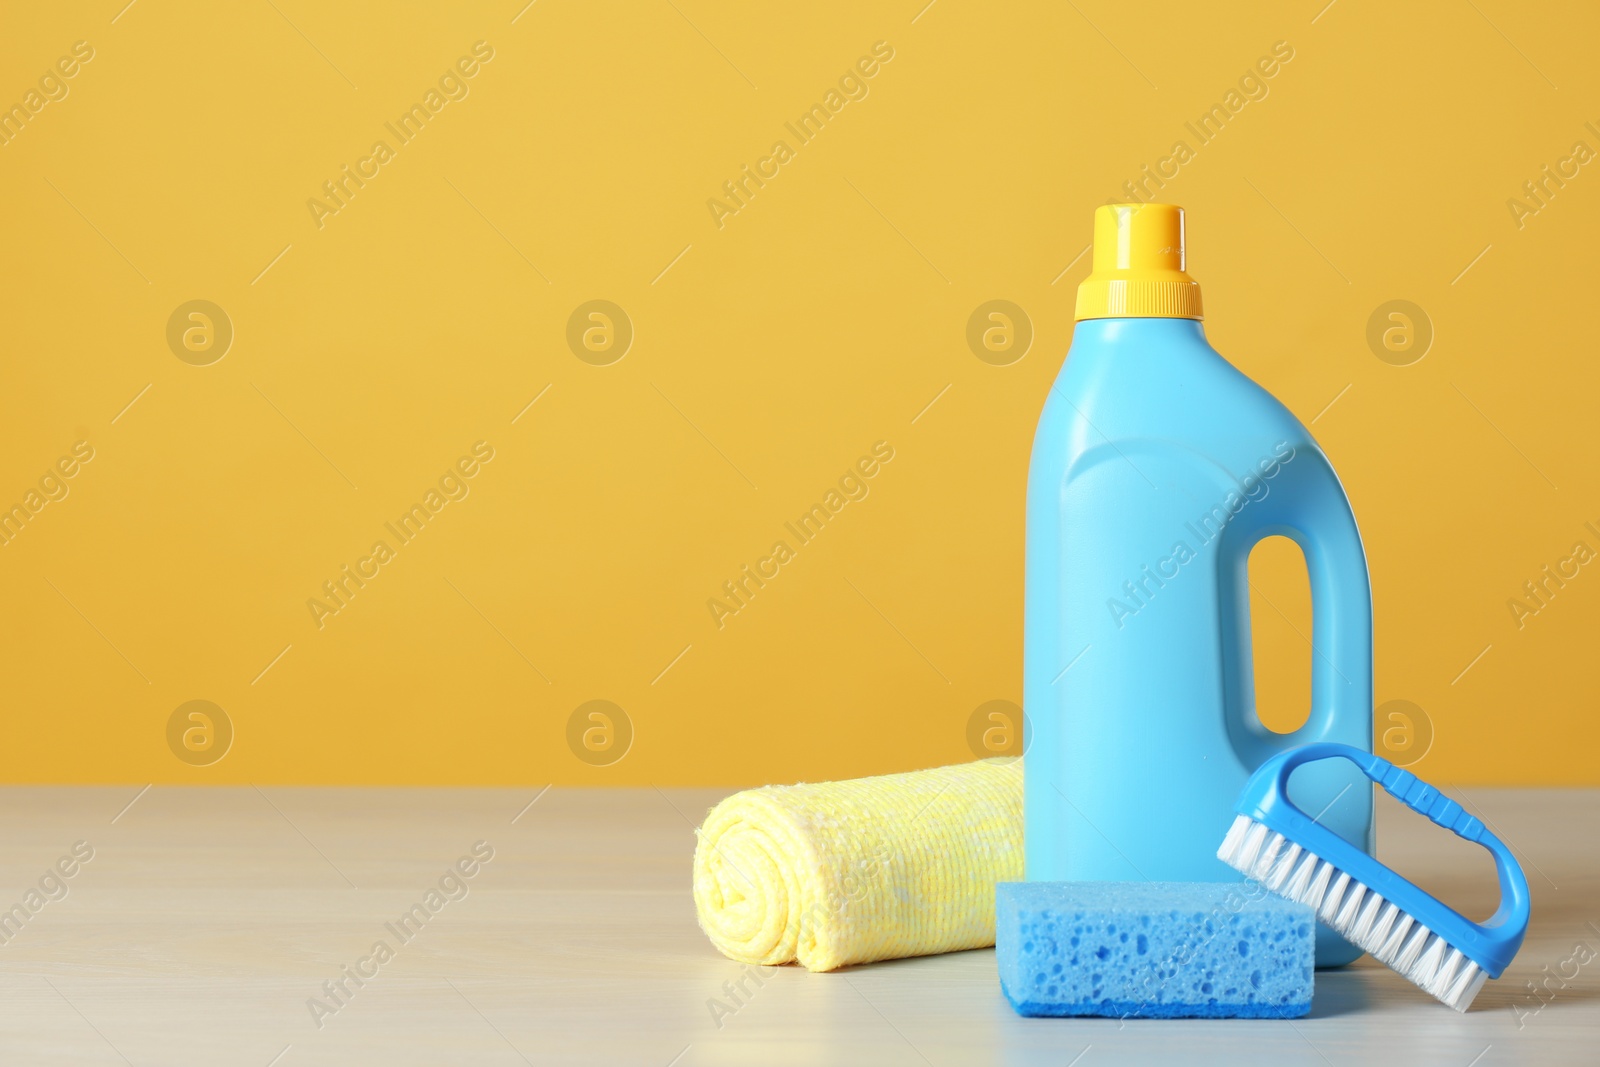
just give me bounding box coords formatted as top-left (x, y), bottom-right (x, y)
top-left (1074, 203), bottom-right (1203, 321)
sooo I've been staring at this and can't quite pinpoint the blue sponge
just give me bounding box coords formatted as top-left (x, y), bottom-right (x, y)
top-left (996, 881), bottom-right (1315, 1018)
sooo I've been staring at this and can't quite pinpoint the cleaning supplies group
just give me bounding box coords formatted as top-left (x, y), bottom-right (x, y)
top-left (691, 203), bottom-right (1530, 1022)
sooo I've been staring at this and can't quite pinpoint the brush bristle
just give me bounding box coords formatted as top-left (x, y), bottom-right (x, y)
top-left (1217, 814), bottom-right (1489, 1012)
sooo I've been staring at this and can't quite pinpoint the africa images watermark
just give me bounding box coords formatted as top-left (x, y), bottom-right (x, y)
top-left (0, 841), bottom-right (94, 948)
top-left (306, 441), bottom-right (495, 629)
top-left (706, 40), bottom-right (896, 230)
top-left (0, 440), bottom-right (95, 548)
top-left (306, 840), bottom-right (495, 1029)
top-left (1103, 40), bottom-right (1294, 205)
top-left (1106, 442), bottom-right (1297, 629)
top-left (306, 41), bottom-right (496, 230)
top-left (1505, 519), bottom-right (1600, 631)
top-left (0, 40), bottom-right (95, 148)
top-left (703, 837), bottom-right (895, 1030)
top-left (1114, 878), bottom-right (1275, 1026)
top-left (706, 441), bottom-right (895, 629)
top-left (1506, 121), bottom-right (1600, 230)
top-left (1509, 924), bottom-right (1600, 1029)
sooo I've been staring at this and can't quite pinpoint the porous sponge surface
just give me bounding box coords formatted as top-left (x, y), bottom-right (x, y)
top-left (996, 881), bottom-right (1314, 1019)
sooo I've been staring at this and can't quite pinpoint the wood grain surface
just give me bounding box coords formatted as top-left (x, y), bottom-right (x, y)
top-left (0, 785), bottom-right (1593, 1065)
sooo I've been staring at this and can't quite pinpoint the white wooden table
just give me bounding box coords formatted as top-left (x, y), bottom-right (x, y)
top-left (0, 784), bottom-right (1592, 1065)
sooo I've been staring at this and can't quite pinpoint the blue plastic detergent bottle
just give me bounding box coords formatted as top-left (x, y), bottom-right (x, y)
top-left (1023, 204), bottom-right (1374, 966)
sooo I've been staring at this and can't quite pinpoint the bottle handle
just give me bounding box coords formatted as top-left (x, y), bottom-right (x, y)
top-left (1216, 445), bottom-right (1372, 773)
top-left (1291, 508), bottom-right (1368, 747)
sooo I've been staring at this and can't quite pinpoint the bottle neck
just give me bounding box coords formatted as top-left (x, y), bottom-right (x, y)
top-left (1071, 316), bottom-right (1209, 348)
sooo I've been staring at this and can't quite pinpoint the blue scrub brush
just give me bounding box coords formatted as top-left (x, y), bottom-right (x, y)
top-left (1217, 742), bottom-right (1529, 1011)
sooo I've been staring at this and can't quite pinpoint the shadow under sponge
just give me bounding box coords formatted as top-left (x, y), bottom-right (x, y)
top-left (996, 881), bottom-right (1315, 1018)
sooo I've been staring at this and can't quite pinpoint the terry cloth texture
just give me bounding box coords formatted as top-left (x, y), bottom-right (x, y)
top-left (693, 759), bottom-right (1023, 972)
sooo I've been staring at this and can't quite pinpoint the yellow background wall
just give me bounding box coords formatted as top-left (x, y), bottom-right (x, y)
top-left (0, 1), bottom-right (1594, 786)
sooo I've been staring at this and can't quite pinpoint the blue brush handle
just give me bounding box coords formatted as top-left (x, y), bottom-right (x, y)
top-left (1234, 741), bottom-right (1529, 978)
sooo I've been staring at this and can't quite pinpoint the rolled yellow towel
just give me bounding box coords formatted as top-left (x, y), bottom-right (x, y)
top-left (692, 758), bottom-right (1023, 972)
